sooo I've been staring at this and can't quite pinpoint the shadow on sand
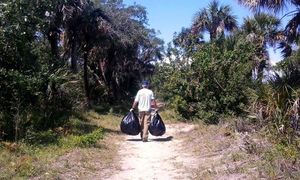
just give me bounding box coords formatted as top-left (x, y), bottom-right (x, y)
top-left (126, 136), bottom-right (173, 142)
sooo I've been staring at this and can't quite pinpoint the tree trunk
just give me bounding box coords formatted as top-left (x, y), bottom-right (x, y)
top-left (83, 51), bottom-right (90, 108)
top-left (71, 40), bottom-right (78, 73)
top-left (47, 28), bottom-right (59, 58)
top-left (257, 60), bottom-right (266, 80)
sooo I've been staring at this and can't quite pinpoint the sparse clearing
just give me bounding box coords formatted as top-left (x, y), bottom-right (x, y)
top-left (30, 115), bottom-right (274, 180)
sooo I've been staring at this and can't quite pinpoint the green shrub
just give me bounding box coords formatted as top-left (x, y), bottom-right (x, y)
top-left (153, 42), bottom-right (255, 123)
top-left (24, 130), bottom-right (58, 145)
top-left (76, 129), bottom-right (104, 147)
top-left (60, 128), bottom-right (104, 148)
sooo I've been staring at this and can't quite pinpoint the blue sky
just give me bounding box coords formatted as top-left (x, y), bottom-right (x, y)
top-left (122, 0), bottom-right (293, 63)
top-left (123, 0), bottom-right (251, 43)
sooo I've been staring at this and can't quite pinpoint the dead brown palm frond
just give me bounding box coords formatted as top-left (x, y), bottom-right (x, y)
top-left (273, 31), bottom-right (286, 41)
top-left (237, 0), bottom-right (258, 9)
top-left (288, 96), bottom-right (300, 131)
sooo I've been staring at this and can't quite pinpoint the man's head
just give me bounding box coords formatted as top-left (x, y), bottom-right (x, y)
top-left (142, 80), bottom-right (149, 88)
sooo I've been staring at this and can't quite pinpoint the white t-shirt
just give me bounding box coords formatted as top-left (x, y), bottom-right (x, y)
top-left (134, 88), bottom-right (154, 112)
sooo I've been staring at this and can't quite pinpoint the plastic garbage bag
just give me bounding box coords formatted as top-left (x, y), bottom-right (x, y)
top-left (149, 112), bottom-right (166, 136)
top-left (120, 111), bottom-right (141, 135)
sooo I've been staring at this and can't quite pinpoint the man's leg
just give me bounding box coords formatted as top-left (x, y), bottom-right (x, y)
top-left (142, 112), bottom-right (151, 141)
top-left (139, 112), bottom-right (145, 140)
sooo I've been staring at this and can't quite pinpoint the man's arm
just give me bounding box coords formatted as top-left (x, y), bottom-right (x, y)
top-left (151, 99), bottom-right (158, 109)
top-left (150, 90), bottom-right (158, 110)
top-left (131, 101), bottom-right (138, 110)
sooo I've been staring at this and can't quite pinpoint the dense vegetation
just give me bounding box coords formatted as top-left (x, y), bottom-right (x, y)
top-left (0, 0), bottom-right (163, 141)
top-left (152, 0), bottom-right (299, 143)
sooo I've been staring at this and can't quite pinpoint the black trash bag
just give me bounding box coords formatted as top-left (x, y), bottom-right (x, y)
top-left (120, 111), bottom-right (141, 135)
top-left (149, 112), bottom-right (166, 136)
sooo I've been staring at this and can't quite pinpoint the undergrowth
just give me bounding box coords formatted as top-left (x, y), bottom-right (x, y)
top-left (0, 110), bottom-right (120, 179)
top-left (256, 132), bottom-right (300, 179)
top-left (232, 116), bottom-right (300, 179)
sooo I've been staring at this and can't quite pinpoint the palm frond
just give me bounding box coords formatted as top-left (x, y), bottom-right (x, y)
top-left (285, 10), bottom-right (300, 42)
top-left (192, 0), bottom-right (237, 40)
top-left (278, 41), bottom-right (293, 58)
top-left (238, 0), bottom-right (288, 13)
top-left (292, 0), bottom-right (300, 6)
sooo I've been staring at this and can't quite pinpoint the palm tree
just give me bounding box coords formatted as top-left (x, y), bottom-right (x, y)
top-left (59, 0), bottom-right (163, 103)
top-left (241, 13), bottom-right (282, 79)
top-left (238, 0), bottom-right (300, 57)
top-left (237, 0), bottom-right (287, 12)
top-left (61, 0), bottom-right (113, 105)
top-left (191, 0), bottom-right (238, 41)
top-left (61, 0), bottom-right (94, 73)
top-left (94, 1), bottom-right (164, 101)
top-left (173, 27), bottom-right (205, 57)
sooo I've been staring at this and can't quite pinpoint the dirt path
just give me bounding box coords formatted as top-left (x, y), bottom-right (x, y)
top-left (33, 120), bottom-right (263, 179)
top-left (107, 123), bottom-right (197, 180)
top-left (104, 121), bottom-right (263, 180)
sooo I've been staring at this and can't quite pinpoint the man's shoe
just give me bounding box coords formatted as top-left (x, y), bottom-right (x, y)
top-left (142, 139), bottom-right (148, 142)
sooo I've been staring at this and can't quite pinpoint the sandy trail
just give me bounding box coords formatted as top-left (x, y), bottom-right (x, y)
top-left (107, 123), bottom-right (197, 180)
top-left (31, 120), bottom-right (260, 179)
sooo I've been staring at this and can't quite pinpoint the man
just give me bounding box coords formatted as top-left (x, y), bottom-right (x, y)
top-left (131, 80), bottom-right (157, 142)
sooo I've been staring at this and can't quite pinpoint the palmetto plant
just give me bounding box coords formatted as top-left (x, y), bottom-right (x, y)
top-left (191, 0), bottom-right (238, 41)
top-left (248, 63), bottom-right (300, 142)
top-left (248, 77), bottom-right (299, 141)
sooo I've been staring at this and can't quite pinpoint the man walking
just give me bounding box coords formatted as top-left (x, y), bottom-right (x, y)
top-left (131, 80), bottom-right (157, 142)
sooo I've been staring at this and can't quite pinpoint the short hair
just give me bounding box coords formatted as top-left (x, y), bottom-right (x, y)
top-left (142, 80), bottom-right (149, 87)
